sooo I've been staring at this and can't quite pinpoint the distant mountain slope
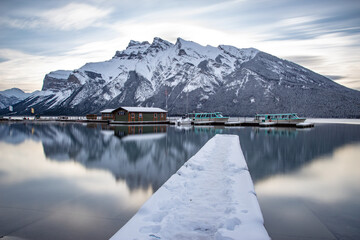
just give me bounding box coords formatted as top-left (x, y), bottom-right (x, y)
top-left (1, 37), bottom-right (360, 117)
top-left (0, 88), bottom-right (32, 109)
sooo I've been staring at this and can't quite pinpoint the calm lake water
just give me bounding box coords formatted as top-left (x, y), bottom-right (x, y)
top-left (0, 122), bottom-right (359, 240)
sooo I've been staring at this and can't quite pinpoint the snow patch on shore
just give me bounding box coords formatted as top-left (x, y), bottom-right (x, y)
top-left (110, 134), bottom-right (269, 240)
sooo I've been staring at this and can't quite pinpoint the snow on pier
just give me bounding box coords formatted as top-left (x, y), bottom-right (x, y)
top-left (110, 134), bottom-right (270, 240)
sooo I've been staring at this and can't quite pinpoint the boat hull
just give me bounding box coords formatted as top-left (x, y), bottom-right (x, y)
top-left (254, 118), bottom-right (306, 124)
top-left (193, 117), bottom-right (229, 123)
top-left (176, 118), bottom-right (192, 125)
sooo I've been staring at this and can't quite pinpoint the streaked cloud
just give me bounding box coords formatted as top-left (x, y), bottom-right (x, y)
top-left (0, 47), bottom-right (112, 92)
top-left (0, 0), bottom-right (359, 91)
top-left (40, 3), bottom-right (111, 30)
top-left (283, 56), bottom-right (324, 66)
top-left (324, 75), bottom-right (346, 81)
top-left (0, 3), bottom-right (112, 31)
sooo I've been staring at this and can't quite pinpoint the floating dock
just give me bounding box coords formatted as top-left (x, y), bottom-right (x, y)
top-left (110, 135), bottom-right (270, 240)
top-left (56, 119), bottom-right (109, 124)
top-left (1, 116), bottom-right (314, 128)
top-left (193, 121), bottom-right (226, 126)
top-left (110, 120), bottom-right (170, 125)
top-left (258, 122), bottom-right (275, 127)
top-left (295, 122), bottom-right (315, 128)
top-left (215, 121), bottom-right (314, 128)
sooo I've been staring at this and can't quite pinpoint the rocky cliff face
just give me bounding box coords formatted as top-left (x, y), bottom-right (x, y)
top-left (2, 37), bottom-right (360, 117)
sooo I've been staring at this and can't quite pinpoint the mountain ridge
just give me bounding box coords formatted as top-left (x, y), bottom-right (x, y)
top-left (0, 88), bottom-right (33, 110)
top-left (1, 37), bottom-right (359, 117)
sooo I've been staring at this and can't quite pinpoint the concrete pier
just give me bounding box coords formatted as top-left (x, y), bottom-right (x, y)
top-left (110, 135), bottom-right (270, 240)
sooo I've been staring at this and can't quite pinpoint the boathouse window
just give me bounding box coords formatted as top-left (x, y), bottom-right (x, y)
top-left (131, 113), bottom-right (135, 118)
top-left (139, 113), bottom-right (143, 118)
top-left (161, 113), bottom-right (164, 118)
top-left (154, 113), bottom-right (157, 118)
top-left (118, 111), bottom-right (125, 115)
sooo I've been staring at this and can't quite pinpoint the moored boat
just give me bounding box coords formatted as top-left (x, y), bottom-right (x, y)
top-left (254, 113), bottom-right (306, 124)
top-left (176, 115), bottom-right (192, 125)
top-left (188, 112), bottom-right (229, 123)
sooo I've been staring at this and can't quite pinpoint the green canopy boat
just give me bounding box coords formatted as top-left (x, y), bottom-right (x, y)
top-left (254, 113), bottom-right (306, 123)
top-left (187, 112), bottom-right (229, 123)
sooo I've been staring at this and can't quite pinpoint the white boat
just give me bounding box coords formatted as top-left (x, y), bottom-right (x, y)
top-left (176, 117), bottom-right (192, 125)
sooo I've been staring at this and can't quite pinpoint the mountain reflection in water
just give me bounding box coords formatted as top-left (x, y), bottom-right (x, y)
top-left (0, 122), bottom-right (360, 240)
top-left (0, 123), bottom-right (360, 190)
top-left (0, 123), bottom-right (215, 191)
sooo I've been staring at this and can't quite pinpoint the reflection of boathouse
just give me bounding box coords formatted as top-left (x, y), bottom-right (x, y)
top-left (101, 106), bottom-right (167, 123)
top-left (113, 125), bottom-right (167, 139)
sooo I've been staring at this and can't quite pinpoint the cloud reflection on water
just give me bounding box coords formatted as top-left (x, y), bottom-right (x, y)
top-left (255, 143), bottom-right (360, 239)
top-left (256, 143), bottom-right (360, 203)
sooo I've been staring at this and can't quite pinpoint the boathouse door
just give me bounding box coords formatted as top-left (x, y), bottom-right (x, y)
top-left (128, 112), bottom-right (135, 122)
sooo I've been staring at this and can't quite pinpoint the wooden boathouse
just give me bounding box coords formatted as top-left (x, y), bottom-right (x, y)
top-left (101, 109), bottom-right (116, 120)
top-left (101, 106), bottom-right (168, 123)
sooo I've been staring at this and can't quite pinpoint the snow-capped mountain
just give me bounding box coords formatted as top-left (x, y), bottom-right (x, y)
top-left (2, 37), bottom-right (360, 117)
top-left (0, 88), bottom-right (32, 109)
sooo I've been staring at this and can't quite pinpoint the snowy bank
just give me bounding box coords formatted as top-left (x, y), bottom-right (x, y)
top-left (306, 118), bottom-right (360, 125)
top-left (110, 134), bottom-right (270, 240)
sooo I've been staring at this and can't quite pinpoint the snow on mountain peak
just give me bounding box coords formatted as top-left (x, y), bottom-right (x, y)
top-left (47, 70), bottom-right (71, 80)
top-left (175, 37), bottom-right (198, 49)
top-left (219, 45), bottom-right (259, 61)
top-left (150, 37), bottom-right (173, 51)
top-left (127, 40), bottom-right (150, 49)
top-left (0, 88), bottom-right (27, 98)
top-left (114, 40), bottom-right (150, 59)
top-left (0, 88), bottom-right (33, 109)
top-left (152, 37), bottom-right (173, 46)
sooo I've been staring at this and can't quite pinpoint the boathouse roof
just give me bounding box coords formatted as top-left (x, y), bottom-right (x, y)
top-left (100, 109), bottom-right (116, 113)
top-left (100, 107), bottom-right (167, 114)
top-left (121, 106), bottom-right (167, 113)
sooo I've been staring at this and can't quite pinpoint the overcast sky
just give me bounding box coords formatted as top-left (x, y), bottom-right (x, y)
top-left (0, 0), bottom-right (359, 92)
